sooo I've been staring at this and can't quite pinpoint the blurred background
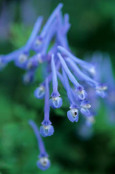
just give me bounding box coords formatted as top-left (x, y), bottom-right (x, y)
top-left (0, 0), bottom-right (115, 174)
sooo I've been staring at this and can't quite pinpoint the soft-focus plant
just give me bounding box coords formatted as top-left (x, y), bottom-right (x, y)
top-left (0, 3), bottom-right (115, 171)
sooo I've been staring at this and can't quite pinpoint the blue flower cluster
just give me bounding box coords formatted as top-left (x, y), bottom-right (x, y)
top-left (0, 3), bottom-right (114, 171)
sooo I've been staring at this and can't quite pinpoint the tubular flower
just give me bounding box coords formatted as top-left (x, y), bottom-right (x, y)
top-left (29, 120), bottom-right (50, 170)
top-left (50, 54), bottom-right (62, 108)
top-left (40, 79), bottom-right (54, 137)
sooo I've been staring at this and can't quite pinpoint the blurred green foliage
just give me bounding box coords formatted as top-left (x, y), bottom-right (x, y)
top-left (0, 0), bottom-right (115, 174)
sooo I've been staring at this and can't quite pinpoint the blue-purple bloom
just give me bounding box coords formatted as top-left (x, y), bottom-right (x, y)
top-left (29, 120), bottom-right (50, 171)
top-left (0, 2), bottom-right (110, 133)
top-left (1, 3), bottom-right (115, 170)
top-left (0, 3), bottom-right (109, 128)
top-left (50, 54), bottom-right (62, 109)
top-left (62, 69), bottom-right (79, 122)
top-left (34, 85), bottom-right (45, 99)
top-left (40, 79), bottom-right (54, 137)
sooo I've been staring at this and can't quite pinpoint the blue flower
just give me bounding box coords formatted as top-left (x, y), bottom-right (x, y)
top-left (40, 122), bottom-right (54, 137)
top-left (37, 156), bottom-right (50, 171)
top-left (50, 54), bottom-right (62, 108)
top-left (50, 97), bottom-right (62, 109)
top-left (34, 85), bottom-right (45, 99)
top-left (23, 70), bottom-right (35, 84)
top-left (58, 53), bottom-right (87, 100)
top-left (80, 100), bottom-right (92, 117)
top-left (25, 54), bottom-right (40, 70)
top-left (15, 51), bottom-right (29, 69)
top-left (29, 120), bottom-right (50, 171)
top-left (95, 84), bottom-right (108, 98)
top-left (67, 108), bottom-right (79, 122)
top-left (15, 17), bottom-right (43, 68)
top-left (40, 79), bottom-right (54, 137)
top-left (62, 68), bottom-right (79, 122)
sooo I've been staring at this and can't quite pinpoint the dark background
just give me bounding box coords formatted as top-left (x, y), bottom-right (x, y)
top-left (0, 0), bottom-right (115, 174)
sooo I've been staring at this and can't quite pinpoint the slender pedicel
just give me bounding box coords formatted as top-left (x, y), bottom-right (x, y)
top-left (40, 79), bottom-right (54, 137)
top-left (29, 120), bottom-right (50, 171)
top-left (57, 71), bottom-right (65, 88)
top-left (41, 20), bottom-right (57, 54)
top-left (33, 19), bottom-right (57, 52)
top-left (2, 47), bottom-right (25, 62)
top-left (25, 16), bottom-right (43, 51)
top-left (58, 46), bottom-right (95, 73)
top-left (15, 18), bottom-right (43, 67)
top-left (36, 72), bottom-right (55, 99)
top-left (58, 53), bottom-right (80, 87)
top-left (58, 72), bottom-right (79, 122)
top-left (51, 54), bottom-right (59, 95)
top-left (0, 47), bottom-right (25, 69)
top-left (58, 71), bottom-right (77, 104)
top-left (62, 69), bottom-right (79, 122)
top-left (57, 30), bottom-right (69, 49)
top-left (63, 13), bottom-right (71, 33)
top-left (57, 12), bottom-right (69, 49)
top-left (40, 3), bottom-right (63, 38)
top-left (48, 55), bottom-right (62, 109)
top-left (58, 53), bottom-right (86, 100)
top-left (62, 68), bottom-right (75, 105)
top-left (66, 58), bottom-right (98, 87)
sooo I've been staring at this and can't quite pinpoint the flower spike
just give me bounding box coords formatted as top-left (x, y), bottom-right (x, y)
top-left (0, 3), bottom-right (114, 170)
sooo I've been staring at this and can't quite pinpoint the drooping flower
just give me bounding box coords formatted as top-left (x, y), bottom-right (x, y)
top-left (29, 120), bottom-right (50, 170)
top-left (40, 79), bottom-right (54, 137)
top-left (50, 54), bottom-right (62, 109)
top-left (62, 69), bottom-right (79, 122)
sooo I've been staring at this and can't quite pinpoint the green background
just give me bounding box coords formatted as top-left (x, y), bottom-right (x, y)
top-left (0, 0), bottom-right (115, 174)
